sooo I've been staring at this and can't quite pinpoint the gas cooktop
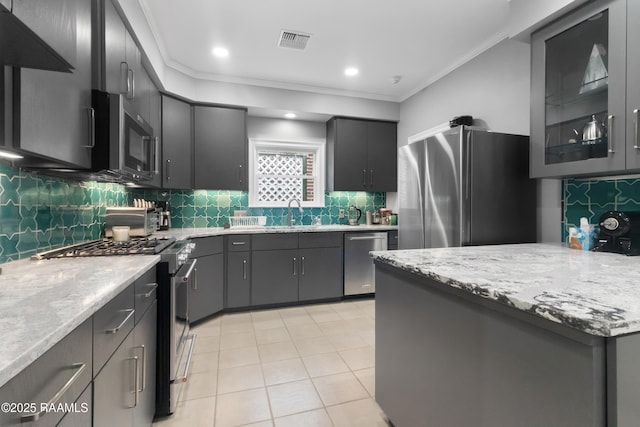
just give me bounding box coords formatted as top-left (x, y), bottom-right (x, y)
top-left (31, 236), bottom-right (176, 260)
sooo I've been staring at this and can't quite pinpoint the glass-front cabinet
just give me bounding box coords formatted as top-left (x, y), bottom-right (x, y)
top-left (530, 0), bottom-right (627, 178)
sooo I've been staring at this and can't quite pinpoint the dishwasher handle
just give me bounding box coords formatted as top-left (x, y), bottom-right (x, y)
top-left (347, 235), bottom-right (387, 241)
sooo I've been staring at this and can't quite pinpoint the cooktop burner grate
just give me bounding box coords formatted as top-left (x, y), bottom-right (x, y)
top-left (31, 237), bottom-right (176, 260)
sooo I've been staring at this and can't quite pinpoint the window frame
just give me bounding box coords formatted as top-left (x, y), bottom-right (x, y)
top-left (248, 138), bottom-right (326, 208)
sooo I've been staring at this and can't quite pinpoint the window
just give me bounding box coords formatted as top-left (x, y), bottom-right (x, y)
top-left (248, 139), bottom-right (325, 207)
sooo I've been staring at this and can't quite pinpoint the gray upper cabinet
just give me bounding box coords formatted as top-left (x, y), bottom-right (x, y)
top-left (194, 105), bottom-right (248, 190)
top-left (327, 117), bottom-right (397, 191)
top-left (162, 95), bottom-right (193, 189)
top-left (12, 0), bottom-right (93, 169)
top-left (102, 0), bottom-right (139, 101)
top-left (626, 0), bottom-right (640, 170)
top-left (530, 0), bottom-right (628, 178)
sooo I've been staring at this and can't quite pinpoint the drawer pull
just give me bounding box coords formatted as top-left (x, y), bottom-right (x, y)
top-left (20, 363), bottom-right (86, 422)
top-left (137, 283), bottom-right (158, 298)
top-left (104, 309), bottom-right (135, 334)
top-left (232, 241), bottom-right (246, 246)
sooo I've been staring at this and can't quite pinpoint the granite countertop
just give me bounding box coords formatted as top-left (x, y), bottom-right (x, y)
top-left (0, 255), bottom-right (160, 388)
top-left (160, 224), bottom-right (397, 240)
top-left (371, 243), bottom-right (640, 337)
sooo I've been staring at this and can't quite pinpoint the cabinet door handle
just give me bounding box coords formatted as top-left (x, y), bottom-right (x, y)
top-left (362, 169), bottom-right (367, 187)
top-left (238, 164), bottom-right (243, 185)
top-left (607, 115), bottom-right (615, 153)
top-left (135, 345), bottom-right (146, 392)
top-left (242, 259), bottom-right (247, 279)
top-left (166, 159), bottom-right (171, 181)
top-left (19, 363), bottom-right (86, 422)
top-left (82, 107), bottom-right (96, 148)
top-left (104, 309), bottom-right (135, 334)
top-left (193, 268), bottom-right (198, 290)
top-left (301, 256), bottom-right (305, 276)
top-left (153, 137), bottom-right (161, 174)
top-left (127, 69), bottom-right (135, 99)
top-left (370, 169), bottom-right (374, 187)
top-left (120, 61), bottom-right (129, 94)
top-left (293, 257), bottom-right (297, 276)
top-left (137, 283), bottom-right (158, 298)
top-left (634, 109), bottom-right (639, 149)
top-left (127, 355), bottom-right (140, 408)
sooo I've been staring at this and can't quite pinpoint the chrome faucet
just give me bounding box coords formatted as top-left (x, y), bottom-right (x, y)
top-left (287, 198), bottom-right (303, 226)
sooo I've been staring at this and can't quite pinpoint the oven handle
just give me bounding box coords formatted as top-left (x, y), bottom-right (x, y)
top-left (175, 258), bottom-right (197, 283)
top-left (174, 334), bottom-right (197, 383)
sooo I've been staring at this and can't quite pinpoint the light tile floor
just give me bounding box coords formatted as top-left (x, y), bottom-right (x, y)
top-left (153, 299), bottom-right (390, 427)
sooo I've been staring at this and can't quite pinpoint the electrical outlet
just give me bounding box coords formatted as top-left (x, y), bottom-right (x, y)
top-left (339, 209), bottom-right (345, 218)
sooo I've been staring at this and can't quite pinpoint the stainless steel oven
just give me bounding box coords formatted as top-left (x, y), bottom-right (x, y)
top-left (170, 257), bottom-right (197, 411)
top-left (155, 240), bottom-right (197, 417)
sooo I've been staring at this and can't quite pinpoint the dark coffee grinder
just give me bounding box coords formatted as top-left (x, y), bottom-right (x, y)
top-left (156, 201), bottom-right (171, 230)
top-left (592, 210), bottom-right (640, 255)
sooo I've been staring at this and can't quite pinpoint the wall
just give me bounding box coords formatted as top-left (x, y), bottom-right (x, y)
top-left (0, 162), bottom-right (129, 263)
top-left (397, 38), bottom-right (562, 243)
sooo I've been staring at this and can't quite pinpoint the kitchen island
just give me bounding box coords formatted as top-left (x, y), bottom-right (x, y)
top-left (371, 243), bottom-right (640, 427)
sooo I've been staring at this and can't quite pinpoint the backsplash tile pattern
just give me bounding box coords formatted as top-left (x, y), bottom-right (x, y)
top-left (133, 189), bottom-right (386, 228)
top-left (563, 176), bottom-right (640, 241)
top-left (0, 162), bottom-right (129, 263)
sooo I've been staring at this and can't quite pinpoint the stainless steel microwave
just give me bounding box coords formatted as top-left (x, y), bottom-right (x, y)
top-left (92, 90), bottom-right (158, 182)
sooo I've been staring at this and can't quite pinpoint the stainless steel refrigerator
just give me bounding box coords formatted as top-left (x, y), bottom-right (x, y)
top-left (398, 126), bottom-right (537, 249)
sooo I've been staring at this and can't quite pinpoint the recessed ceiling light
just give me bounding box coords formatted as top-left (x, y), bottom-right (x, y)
top-left (344, 67), bottom-right (359, 77)
top-left (212, 47), bottom-right (229, 58)
top-left (284, 113), bottom-right (296, 119)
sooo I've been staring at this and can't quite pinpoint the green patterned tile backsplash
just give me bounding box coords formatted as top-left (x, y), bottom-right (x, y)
top-left (0, 162), bottom-right (129, 263)
top-left (563, 177), bottom-right (640, 241)
top-left (132, 189), bottom-right (387, 228)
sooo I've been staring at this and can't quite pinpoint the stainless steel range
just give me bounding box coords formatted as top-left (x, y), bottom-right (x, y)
top-left (31, 236), bottom-right (197, 419)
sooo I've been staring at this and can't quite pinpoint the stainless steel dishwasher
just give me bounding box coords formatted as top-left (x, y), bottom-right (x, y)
top-left (344, 232), bottom-right (388, 295)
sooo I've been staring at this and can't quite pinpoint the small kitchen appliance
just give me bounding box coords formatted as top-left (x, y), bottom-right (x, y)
top-left (348, 206), bottom-right (362, 226)
top-left (106, 207), bottom-right (158, 237)
top-left (156, 201), bottom-right (172, 230)
top-left (592, 210), bottom-right (640, 255)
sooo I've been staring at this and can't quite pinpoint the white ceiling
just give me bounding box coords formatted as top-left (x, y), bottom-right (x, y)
top-left (138, 0), bottom-right (511, 104)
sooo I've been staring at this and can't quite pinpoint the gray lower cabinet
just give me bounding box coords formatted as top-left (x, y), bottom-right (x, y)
top-left (94, 282), bottom-right (157, 427)
top-left (190, 236), bottom-right (224, 322)
top-left (387, 230), bottom-right (398, 250)
top-left (57, 384), bottom-right (92, 427)
top-left (252, 248), bottom-right (299, 306)
top-left (0, 318), bottom-right (92, 426)
top-left (93, 331), bottom-right (137, 427)
top-left (227, 251), bottom-right (251, 308)
top-left (251, 232), bottom-right (344, 306)
top-left (13, 0), bottom-right (93, 169)
top-left (298, 247), bottom-right (343, 301)
top-left (133, 301), bottom-right (157, 427)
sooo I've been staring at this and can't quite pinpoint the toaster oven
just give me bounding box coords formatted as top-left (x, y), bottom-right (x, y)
top-left (105, 207), bottom-right (158, 237)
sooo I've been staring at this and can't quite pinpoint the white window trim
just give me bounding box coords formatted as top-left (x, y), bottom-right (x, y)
top-left (248, 138), bottom-right (326, 208)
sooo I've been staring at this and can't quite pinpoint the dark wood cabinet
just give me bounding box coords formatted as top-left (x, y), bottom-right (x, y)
top-left (194, 105), bottom-right (247, 190)
top-left (12, 0), bottom-right (93, 169)
top-left (327, 117), bottom-right (397, 192)
top-left (161, 95), bottom-right (193, 189)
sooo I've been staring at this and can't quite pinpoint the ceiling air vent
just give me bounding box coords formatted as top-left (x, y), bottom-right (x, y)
top-left (278, 30), bottom-right (311, 50)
